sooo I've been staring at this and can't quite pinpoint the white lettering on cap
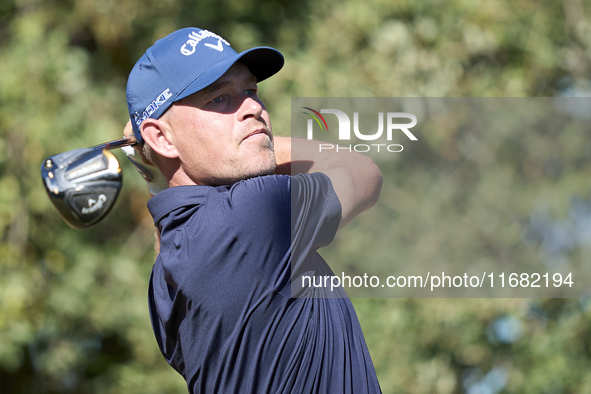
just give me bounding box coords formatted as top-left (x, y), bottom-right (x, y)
top-left (180, 30), bottom-right (230, 56)
top-left (134, 88), bottom-right (173, 129)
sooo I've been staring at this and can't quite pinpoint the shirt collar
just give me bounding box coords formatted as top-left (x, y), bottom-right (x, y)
top-left (147, 185), bottom-right (213, 226)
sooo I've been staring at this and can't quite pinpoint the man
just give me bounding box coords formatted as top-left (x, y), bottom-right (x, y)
top-left (126, 27), bottom-right (383, 393)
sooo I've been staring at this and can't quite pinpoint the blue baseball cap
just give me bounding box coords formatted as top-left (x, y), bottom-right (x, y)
top-left (126, 27), bottom-right (284, 144)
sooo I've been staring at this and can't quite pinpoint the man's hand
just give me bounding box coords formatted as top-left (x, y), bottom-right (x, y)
top-left (122, 120), bottom-right (169, 195)
top-left (123, 120), bottom-right (152, 164)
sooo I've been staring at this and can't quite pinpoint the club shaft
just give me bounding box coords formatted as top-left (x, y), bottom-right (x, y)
top-left (91, 135), bottom-right (138, 151)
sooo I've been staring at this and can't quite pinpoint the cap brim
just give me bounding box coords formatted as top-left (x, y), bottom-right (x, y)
top-left (176, 46), bottom-right (284, 102)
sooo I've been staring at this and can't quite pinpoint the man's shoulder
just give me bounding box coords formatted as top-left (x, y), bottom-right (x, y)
top-left (231, 174), bottom-right (291, 192)
top-left (229, 173), bottom-right (336, 208)
top-left (225, 175), bottom-right (292, 218)
top-left (148, 173), bottom-right (335, 227)
top-left (231, 172), bottom-right (333, 193)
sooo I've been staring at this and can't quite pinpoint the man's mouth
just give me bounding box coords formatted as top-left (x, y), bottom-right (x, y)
top-left (243, 128), bottom-right (271, 142)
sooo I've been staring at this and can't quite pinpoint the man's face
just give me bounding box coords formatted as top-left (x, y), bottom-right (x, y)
top-left (164, 62), bottom-right (276, 186)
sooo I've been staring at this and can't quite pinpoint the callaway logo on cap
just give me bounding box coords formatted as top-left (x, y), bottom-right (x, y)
top-left (126, 27), bottom-right (284, 144)
top-left (180, 30), bottom-right (230, 55)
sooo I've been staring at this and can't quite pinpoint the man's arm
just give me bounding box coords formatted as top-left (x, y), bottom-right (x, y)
top-left (273, 136), bottom-right (382, 230)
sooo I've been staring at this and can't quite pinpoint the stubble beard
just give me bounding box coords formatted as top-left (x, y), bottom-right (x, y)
top-left (206, 139), bottom-right (277, 186)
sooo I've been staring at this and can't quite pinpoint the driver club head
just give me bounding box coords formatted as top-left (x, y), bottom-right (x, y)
top-left (41, 147), bottom-right (123, 229)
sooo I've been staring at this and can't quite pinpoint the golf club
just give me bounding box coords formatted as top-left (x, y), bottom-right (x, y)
top-left (41, 136), bottom-right (138, 229)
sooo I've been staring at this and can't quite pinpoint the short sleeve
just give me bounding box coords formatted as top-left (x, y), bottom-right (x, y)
top-left (290, 172), bottom-right (342, 273)
top-left (221, 173), bottom-right (342, 297)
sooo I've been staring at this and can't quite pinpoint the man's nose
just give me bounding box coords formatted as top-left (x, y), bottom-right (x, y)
top-left (237, 96), bottom-right (264, 121)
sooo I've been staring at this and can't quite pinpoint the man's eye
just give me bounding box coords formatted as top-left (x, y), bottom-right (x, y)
top-left (210, 96), bottom-right (223, 104)
top-left (246, 88), bottom-right (258, 96)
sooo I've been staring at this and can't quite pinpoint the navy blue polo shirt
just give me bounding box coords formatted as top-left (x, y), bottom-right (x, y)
top-left (147, 173), bottom-right (381, 393)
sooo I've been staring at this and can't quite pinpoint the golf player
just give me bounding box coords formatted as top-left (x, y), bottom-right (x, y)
top-left (125, 27), bottom-right (383, 393)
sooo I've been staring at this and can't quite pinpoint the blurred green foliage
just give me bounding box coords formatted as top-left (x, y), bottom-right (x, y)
top-left (1, 0), bottom-right (590, 392)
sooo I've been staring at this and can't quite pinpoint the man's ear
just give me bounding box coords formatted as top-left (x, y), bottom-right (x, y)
top-left (141, 118), bottom-right (179, 158)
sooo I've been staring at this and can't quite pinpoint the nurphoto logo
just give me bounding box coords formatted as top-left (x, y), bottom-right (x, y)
top-left (302, 107), bottom-right (418, 153)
